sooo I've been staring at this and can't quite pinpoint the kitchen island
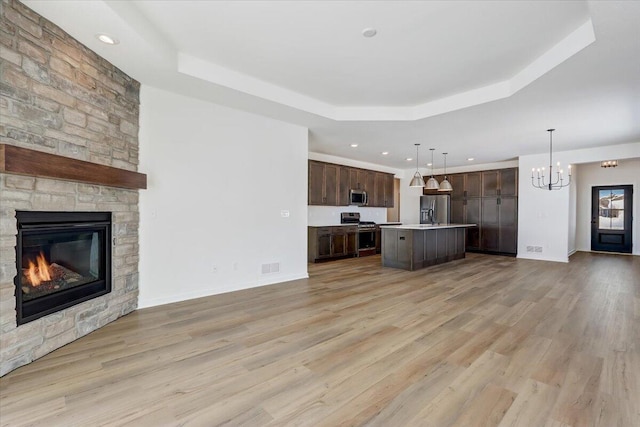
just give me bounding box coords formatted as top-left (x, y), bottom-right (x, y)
top-left (380, 224), bottom-right (476, 271)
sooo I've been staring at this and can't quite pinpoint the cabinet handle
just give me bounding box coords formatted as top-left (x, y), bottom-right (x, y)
top-left (399, 236), bottom-right (405, 240)
top-left (497, 198), bottom-right (501, 205)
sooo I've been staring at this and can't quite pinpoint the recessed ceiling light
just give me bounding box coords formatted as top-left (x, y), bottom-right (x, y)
top-left (96, 33), bottom-right (119, 45)
top-left (427, 163), bottom-right (432, 166)
top-left (406, 158), bottom-right (413, 161)
top-left (350, 143), bottom-right (358, 148)
top-left (381, 151), bottom-right (389, 155)
top-left (467, 157), bottom-right (475, 161)
top-left (362, 28), bottom-right (377, 38)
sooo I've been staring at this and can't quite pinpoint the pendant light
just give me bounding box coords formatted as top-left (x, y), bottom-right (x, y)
top-left (425, 148), bottom-right (440, 190)
top-left (531, 129), bottom-right (571, 190)
top-left (438, 152), bottom-right (453, 192)
top-left (409, 144), bottom-right (426, 187)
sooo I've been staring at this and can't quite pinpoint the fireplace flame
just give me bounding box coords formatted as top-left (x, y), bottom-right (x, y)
top-left (26, 252), bottom-right (52, 286)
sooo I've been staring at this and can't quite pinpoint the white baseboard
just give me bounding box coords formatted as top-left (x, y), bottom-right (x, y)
top-left (137, 272), bottom-right (309, 309)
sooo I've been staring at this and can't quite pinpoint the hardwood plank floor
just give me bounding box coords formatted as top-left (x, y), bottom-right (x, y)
top-left (1, 252), bottom-right (638, 426)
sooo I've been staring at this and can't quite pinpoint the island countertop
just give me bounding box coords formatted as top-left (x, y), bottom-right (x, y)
top-left (380, 223), bottom-right (476, 230)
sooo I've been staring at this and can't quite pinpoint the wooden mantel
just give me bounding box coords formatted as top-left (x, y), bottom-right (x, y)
top-left (0, 144), bottom-right (147, 190)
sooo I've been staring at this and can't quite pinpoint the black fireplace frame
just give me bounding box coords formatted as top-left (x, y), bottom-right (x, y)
top-left (15, 211), bottom-right (112, 325)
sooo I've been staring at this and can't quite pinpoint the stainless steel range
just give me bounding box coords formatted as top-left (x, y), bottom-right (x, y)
top-left (340, 212), bottom-right (377, 257)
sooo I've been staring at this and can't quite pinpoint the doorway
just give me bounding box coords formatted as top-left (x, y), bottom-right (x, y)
top-left (591, 185), bottom-right (633, 253)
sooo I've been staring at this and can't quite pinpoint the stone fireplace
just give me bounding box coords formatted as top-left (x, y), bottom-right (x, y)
top-left (0, 0), bottom-right (143, 375)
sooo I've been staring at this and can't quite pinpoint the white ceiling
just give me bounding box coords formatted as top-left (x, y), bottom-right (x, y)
top-left (24, 0), bottom-right (640, 169)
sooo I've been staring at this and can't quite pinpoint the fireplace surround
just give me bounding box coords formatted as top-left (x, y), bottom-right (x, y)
top-left (15, 211), bottom-right (112, 325)
top-left (0, 0), bottom-right (142, 376)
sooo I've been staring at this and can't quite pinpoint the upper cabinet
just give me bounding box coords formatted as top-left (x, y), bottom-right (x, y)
top-left (449, 174), bottom-right (465, 199)
top-left (498, 168), bottom-right (518, 196)
top-left (465, 172), bottom-right (482, 198)
top-left (308, 160), bottom-right (338, 205)
top-left (423, 172), bottom-right (482, 198)
top-left (308, 160), bottom-right (394, 207)
top-left (482, 168), bottom-right (517, 197)
top-left (338, 166), bottom-right (351, 206)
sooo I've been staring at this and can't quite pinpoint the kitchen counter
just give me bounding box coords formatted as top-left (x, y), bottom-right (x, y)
top-left (381, 224), bottom-right (475, 271)
top-left (308, 224), bottom-right (358, 227)
top-left (380, 223), bottom-right (474, 230)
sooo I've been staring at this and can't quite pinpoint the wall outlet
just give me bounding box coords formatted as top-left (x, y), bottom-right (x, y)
top-left (534, 246), bottom-right (543, 253)
top-left (261, 264), bottom-right (270, 274)
top-left (280, 210), bottom-right (290, 218)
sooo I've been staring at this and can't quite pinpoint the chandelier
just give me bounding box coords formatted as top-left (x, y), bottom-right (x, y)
top-left (531, 129), bottom-right (571, 190)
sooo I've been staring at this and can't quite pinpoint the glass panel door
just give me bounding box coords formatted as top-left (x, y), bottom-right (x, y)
top-left (591, 185), bottom-right (633, 253)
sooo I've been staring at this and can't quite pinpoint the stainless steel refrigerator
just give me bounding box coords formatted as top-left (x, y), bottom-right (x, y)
top-left (420, 195), bottom-right (450, 224)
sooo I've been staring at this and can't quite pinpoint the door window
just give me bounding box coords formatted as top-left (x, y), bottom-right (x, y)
top-left (598, 189), bottom-right (625, 230)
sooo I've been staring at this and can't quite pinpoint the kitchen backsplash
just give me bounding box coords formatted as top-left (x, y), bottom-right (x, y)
top-left (308, 206), bottom-right (389, 226)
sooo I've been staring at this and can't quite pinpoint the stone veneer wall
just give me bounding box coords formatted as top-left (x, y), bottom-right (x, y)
top-left (0, 0), bottom-right (140, 376)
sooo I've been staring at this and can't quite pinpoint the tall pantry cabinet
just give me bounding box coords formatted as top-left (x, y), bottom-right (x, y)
top-left (439, 168), bottom-right (518, 255)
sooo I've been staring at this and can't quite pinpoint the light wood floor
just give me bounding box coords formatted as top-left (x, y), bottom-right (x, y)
top-left (1, 252), bottom-right (639, 426)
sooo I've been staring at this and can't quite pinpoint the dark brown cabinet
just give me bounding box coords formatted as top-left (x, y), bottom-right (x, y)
top-left (373, 172), bottom-right (395, 207)
top-left (465, 198), bottom-right (482, 251)
top-left (448, 167), bottom-right (518, 255)
top-left (308, 160), bottom-right (394, 207)
top-left (480, 196), bottom-right (518, 253)
top-left (481, 197), bottom-right (500, 252)
top-left (384, 174), bottom-right (394, 206)
top-left (308, 161), bottom-right (325, 205)
top-left (482, 168), bottom-right (517, 197)
top-left (338, 166), bottom-right (351, 206)
top-left (482, 171), bottom-right (499, 197)
top-left (308, 226), bottom-right (358, 262)
top-left (365, 171), bottom-right (376, 197)
top-left (308, 160), bottom-right (338, 205)
top-left (374, 173), bottom-right (385, 207)
top-left (465, 172), bottom-right (482, 198)
top-left (449, 174), bottom-right (465, 199)
top-left (499, 168), bottom-right (518, 196)
top-left (498, 197), bottom-right (518, 253)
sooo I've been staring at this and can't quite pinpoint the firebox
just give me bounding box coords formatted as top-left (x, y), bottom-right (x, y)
top-left (15, 211), bottom-right (112, 325)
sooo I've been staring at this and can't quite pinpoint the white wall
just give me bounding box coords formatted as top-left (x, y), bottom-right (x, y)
top-left (308, 206), bottom-right (389, 226)
top-left (138, 86), bottom-right (309, 308)
top-left (575, 159), bottom-right (640, 255)
top-left (519, 142), bottom-right (640, 262)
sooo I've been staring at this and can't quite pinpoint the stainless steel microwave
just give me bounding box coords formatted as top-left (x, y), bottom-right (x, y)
top-left (349, 189), bottom-right (368, 206)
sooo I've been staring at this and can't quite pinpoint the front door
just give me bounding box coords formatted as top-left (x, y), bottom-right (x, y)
top-left (591, 185), bottom-right (633, 253)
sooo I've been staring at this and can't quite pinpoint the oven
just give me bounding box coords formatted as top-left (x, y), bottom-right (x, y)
top-left (358, 227), bottom-right (376, 252)
top-left (340, 212), bottom-right (377, 257)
